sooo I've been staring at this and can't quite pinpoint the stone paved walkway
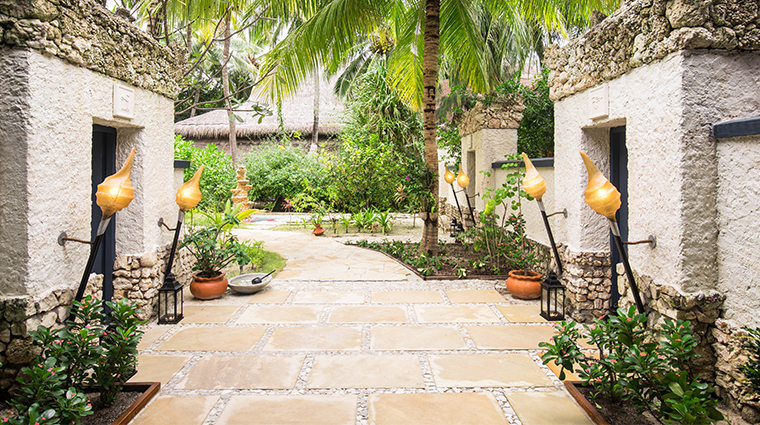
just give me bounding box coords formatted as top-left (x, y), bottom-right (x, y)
top-left (127, 228), bottom-right (593, 425)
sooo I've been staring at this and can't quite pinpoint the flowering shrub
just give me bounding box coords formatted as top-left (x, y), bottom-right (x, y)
top-left (6, 296), bottom-right (145, 424)
top-left (539, 306), bottom-right (723, 424)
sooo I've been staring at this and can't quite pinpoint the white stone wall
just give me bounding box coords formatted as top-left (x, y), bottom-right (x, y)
top-left (2, 49), bottom-right (176, 297)
top-left (460, 129), bottom-right (518, 212)
top-left (553, 52), bottom-right (687, 288)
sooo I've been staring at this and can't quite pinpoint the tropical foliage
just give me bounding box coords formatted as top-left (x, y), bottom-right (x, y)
top-left (174, 135), bottom-right (236, 212)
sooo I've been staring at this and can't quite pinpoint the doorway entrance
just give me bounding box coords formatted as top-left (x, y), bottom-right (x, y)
top-left (92, 125), bottom-right (117, 303)
top-left (609, 126), bottom-right (628, 311)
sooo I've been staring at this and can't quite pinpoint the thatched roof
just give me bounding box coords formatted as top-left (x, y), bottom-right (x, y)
top-left (175, 74), bottom-right (344, 140)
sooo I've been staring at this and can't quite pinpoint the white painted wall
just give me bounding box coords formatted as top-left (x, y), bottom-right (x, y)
top-left (553, 49), bottom-right (760, 310)
top-left (553, 52), bottom-right (686, 289)
top-left (1, 49), bottom-right (176, 297)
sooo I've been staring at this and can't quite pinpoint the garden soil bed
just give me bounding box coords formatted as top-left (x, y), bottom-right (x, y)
top-left (81, 382), bottom-right (160, 425)
top-left (352, 242), bottom-right (515, 281)
top-left (566, 381), bottom-right (658, 425)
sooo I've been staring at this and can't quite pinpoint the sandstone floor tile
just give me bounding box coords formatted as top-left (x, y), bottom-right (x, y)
top-left (506, 391), bottom-right (594, 425)
top-left (292, 291), bottom-right (365, 304)
top-left (130, 395), bottom-right (218, 425)
top-left (157, 327), bottom-right (266, 351)
top-left (445, 290), bottom-right (506, 303)
top-left (246, 290), bottom-right (292, 304)
top-left (129, 354), bottom-right (191, 385)
top-left (466, 325), bottom-right (556, 350)
top-left (263, 326), bottom-right (362, 351)
top-left (415, 305), bottom-right (500, 323)
top-left (328, 306), bottom-right (408, 323)
top-left (181, 305), bottom-right (242, 324)
top-left (137, 326), bottom-right (171, 350)
top-left (307, 355), bottom-right (424, 389)
top-left (371, 326), bottom-right (467, 350)
top-left (236, 305), bottom-right (322, 324)
top-left (216, 395), bottom-right (356, 425)
top-left (428, 354), bottom-right (553, 387)
top-left (369, 393), bottom-right (507, 425)
top-left (496, 305), bottom-right (547, 323)
top-left (371, 291), bottom-right (443, 304)
top-left (175, 354), bottom-right (304, 389)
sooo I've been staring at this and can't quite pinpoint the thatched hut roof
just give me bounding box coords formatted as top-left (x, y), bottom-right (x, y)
top-left (175, 74), bottom-right (344, 140)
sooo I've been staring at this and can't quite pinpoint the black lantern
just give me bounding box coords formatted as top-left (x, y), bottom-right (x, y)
top-left (540, 271), bottom-right (565, 321)
top-left (449, 217), bottom-right (464, 238)
top-left (158, 274), bottom-right (183, 324)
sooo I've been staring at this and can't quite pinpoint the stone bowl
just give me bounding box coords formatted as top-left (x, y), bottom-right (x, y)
top-left (227, 273), bottom-right (273, 294)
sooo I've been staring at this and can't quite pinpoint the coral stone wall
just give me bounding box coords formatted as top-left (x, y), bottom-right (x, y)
top-left (0, 0), bottom-right (185, 99)
top-left (544, 0), bottom-right (760, 102)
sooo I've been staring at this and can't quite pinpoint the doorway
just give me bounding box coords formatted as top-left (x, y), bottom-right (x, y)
top-left (92, 125), bottom-right (117, 303)
top-left (609, 126), bottom-right (628, 311)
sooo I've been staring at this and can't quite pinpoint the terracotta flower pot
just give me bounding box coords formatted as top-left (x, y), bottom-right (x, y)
top-left (506, 269), bottom-right (542, 300)
top-left (313, 225), bottom-right (325, 236)
top-left (190, 271), bottom-right (228, 300)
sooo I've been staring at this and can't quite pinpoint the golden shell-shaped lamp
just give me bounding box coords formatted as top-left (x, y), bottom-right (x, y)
top-left (456, 166), bottom-right (470, 188)
top-left (580, 151), bottom-right (621, 221)
top-left (96, 148), bottom-right (136, 218)
top-left (443, 167), bottom-right (456, 185)
top-left (521, 153), bottom-right (546, 201)
top-left (176, 165), bottom-right (204, 212)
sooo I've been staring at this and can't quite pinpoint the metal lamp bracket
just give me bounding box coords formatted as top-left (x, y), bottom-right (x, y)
top-left (545, 208), bottom-right (568, 219)
top-left (158, 217), bottom-right (176, 231)
top-left (623, 235), bottom-right (657, 249)
top-left (58, 232), bottom-right (94, 246)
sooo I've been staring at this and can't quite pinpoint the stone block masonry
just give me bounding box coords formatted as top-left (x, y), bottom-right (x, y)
top-left (545, 0), bottom-right (760, 101)
top-left (0, 0), bottom-right (186, 98)
top-left (556, 244), bottom-right (612, 323)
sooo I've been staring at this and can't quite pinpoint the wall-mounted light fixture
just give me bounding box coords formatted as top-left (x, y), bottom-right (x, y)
top-left (60, 148), bottom-right (136, 305)
top-left (156, 165), bottom-right (204, 324)
top-left (580, 151), bottom-right (653, 315)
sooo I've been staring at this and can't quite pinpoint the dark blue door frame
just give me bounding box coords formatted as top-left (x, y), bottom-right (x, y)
top-left (609, 126), bottom-right (628, 312)
top-left (92, 124), bottom-right (117, 306)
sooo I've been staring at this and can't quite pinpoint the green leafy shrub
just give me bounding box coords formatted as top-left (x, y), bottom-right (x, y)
top-left (174, 135), bottom-right (236, 212)
top-left (740, 326), bottom-right (760, 395)
top-left (7, 296), bottom-right (146, 424)
top-left (540, 307), bottom-right (724, 424)
top-left (243, 143), bottom-right (325, 206)
top-left (516, 67), bottom-right (554, 158)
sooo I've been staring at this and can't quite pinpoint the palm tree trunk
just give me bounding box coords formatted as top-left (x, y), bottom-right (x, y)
top-left (311, 68), bottom-right (320, 152)
top-left (222, 13), bottom-right (240, 165)
top-left (419, 0), bottom-right (440, 256)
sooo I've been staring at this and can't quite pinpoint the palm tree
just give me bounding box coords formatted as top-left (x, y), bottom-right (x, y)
top-left (257, 0), bottom-right (619, 255)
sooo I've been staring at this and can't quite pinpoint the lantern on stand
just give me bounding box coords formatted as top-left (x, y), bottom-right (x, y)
top-left (157, 165), bottom-right (204, 324)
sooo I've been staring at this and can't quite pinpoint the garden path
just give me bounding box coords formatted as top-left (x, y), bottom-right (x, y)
top-left (127, 228), bottom-right (593, 425)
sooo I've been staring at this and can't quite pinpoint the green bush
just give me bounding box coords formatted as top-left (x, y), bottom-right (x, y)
top-left (517, 67), bottom-right (554, 158)
top-left (174, 135), bottom-right (236, 212)
top-left (243, 143), bottom-right (326, 207)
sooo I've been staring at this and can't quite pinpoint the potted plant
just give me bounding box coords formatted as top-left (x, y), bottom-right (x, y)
top-left (311, 213), bottom-right (325, 236)
top-left (181, 202), bottom-right (253, 299)
top-left (502, 212), bottom-right (541, 299)
top-left (539, 306), bottom-right (724, 425)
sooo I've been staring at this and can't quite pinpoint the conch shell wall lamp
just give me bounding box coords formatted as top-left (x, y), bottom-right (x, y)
top-left (521, 154), bottom-right (567, 276)
top-left (443, 165), bottom-right (465, 234)
top-left (59, 148), bottom-right (137, 305)
top-left (580, 151), bottom-right (654, 315)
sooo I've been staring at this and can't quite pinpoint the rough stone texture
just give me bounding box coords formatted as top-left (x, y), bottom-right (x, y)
top-left (544, 0), bottom-right (760, 102)
top-left (556, 244), bottom-right (611, 323)
top-left (0, 47), bottom-right (180, 297)
top-left (713, 321), bottom-right (760, 423)
top-left (0, 0), bottom-right (185, 99)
